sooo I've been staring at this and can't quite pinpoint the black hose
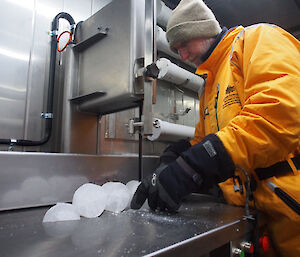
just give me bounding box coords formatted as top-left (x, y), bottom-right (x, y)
top-left (0, 12), bottom-right (75, 147)
top-left (138, 102), bottom-right (143, 181)
top-left (236, 165), bottom-right (261, 257)
top-left (52, 12), bottom-right (75, 33)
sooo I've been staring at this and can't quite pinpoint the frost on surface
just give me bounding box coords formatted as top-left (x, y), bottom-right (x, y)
top-left (102, 182), bottom-right (131, 213)
top-left (72, 183), bottom-right (107, 218)
top-left (43, 202), bottom-right (80, 223)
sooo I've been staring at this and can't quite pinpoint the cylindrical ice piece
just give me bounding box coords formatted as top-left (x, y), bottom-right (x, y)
top-left (126, 180), bottom-right (141, 197)
top-left (156, 0), bottom-right (172, 29)
top-left (43, 202), bottom-right (80, 223)
top-left (156, 58), bottom-right (205, 94)
top-left (102, 182), bottom-right (131, 213)
top-left (72, 183), bottom-right (107, 218)
top-left (147, 118), bottom-right (195, 142)
top-left (126, 180), bottom-right (140, 208)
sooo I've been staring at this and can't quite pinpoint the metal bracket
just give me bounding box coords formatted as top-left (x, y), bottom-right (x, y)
top-left (135, 63), bottom-right (159, 80)
top-left (49, 30), bottom-right (58, 36)
top-left (242, 214), bottom-right (255, 221)
top-left (126, 118), bottom-right (144, 135)
top-left (8, 139), bottom-right (17, 151)
top-left (73, 26), bottom-right (108, 52)
top-left (144, 63), bottom-right (160, 80)
top-left (41, 113), bottom-right (53, 119)
top-left (169, 107), bottom-right (191, 120)
top-left (153, 119), bottom-right (160, 128)
top-left (70, 91), bottom-right (106, 105)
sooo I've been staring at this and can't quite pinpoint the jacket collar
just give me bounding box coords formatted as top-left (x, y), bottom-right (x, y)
top-left (196, 26), bottom-right (244, 77)
top-left (201, 27), bottom-right (228, 63)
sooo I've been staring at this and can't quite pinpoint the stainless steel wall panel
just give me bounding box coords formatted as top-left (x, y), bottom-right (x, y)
top-left (91, 0), bottom-right (113, 14)
top-left (153, 79), bottom-right (199, 126)
top-left (24, 0), bottom-right (64, 152)
top-left (175, 91), bottom-right (199, 127)
top-left (153, 80), bottom-right (173, 122)
top-left (0, 0), bottom-right (95, 152)
top-left (62, 110), bottom-right (98, 154)
top-left (183, 96), bottom-right (199, 126)
top-left (0, 1), bottom-right (33, 142)
top-left (36, 0), bottom-right (64, 19)
top-left (99, 110), bottom-right (138, 155)
top-left (63, 0), bottom-right (92, 22)
top-left (0, 151), bottom-right (159, 211)
top-left (115, 109), bottom-right (138, 141)
top-left (98, 117), bottom-right (114, 154)
top-left (105, 113), bottom-right (117, 139)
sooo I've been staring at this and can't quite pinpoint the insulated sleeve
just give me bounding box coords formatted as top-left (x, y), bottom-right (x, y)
top-left (217, 25), bottom-right (300, 172)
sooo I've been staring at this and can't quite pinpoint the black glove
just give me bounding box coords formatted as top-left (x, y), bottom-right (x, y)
top-left (131, 160), bottom-right (200, 212)
top-left (131, 134), bottom-right (235, 212)
top-left (160, 139), bottom-right (191, 164)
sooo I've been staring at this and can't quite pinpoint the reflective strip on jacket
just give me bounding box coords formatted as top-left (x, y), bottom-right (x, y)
top-left (190, 24), bottom-right (300, 257)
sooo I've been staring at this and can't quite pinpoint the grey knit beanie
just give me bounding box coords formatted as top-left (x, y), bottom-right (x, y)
top-left (166, 0), bottom-right (222, 52)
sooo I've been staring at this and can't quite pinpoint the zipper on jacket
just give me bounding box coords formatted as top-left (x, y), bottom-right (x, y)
top-left (267, 182), bottom-right (300, 215)
top-left (215, 83), bottom-right (220, 131)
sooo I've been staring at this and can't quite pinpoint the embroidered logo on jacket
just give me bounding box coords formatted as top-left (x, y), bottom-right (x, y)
top-left (226, 86), bottom-right (235, 94)
top-left (223, 85), bottom-right (242, 109)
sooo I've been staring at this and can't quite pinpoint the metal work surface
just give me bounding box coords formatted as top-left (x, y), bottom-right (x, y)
top-left (0, 195), bottom-right (249, 257)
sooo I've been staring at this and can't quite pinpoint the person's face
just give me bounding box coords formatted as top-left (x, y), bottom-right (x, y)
top-left (174, 38), bottom-right (212, 66)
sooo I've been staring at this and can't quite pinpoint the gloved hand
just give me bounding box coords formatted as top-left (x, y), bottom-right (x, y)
top-left (160, 139), bottom-right (191, 164)
top-left (131, 134), bottom-right (235, 212)
top-left (130, 160), bottom-right (201, 212)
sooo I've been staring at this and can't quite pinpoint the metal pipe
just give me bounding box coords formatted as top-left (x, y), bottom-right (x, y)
top-left (156, 26), bottom-right (196, 69)
top-left (156, 26), bottom-right (180, 59)
top-left (156, 58), bottom-right (205, 94)
top-left (156, 0), bottom-right (172, 29)
top-left (147, 118), bottom-right (195, 142)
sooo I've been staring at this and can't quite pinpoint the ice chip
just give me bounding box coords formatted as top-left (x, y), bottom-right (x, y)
top-left (43, 202), bottom-right (80, 223)
top-left (102, 182), bottom-right (131, 213)
top-left (72, 183), bottom-right (107, 218)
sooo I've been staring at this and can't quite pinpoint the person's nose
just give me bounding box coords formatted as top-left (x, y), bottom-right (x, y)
top-left (178, 48), bottom-right (189, 61)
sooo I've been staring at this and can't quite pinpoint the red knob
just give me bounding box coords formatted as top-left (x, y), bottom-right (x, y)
top-left (250, 243), bottom-right (254, 254)
top-left (259, 236), bottom-right (270, 252)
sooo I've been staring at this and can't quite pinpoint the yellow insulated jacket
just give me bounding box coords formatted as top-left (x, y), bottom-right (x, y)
top-left (190, 24), bottom-right (300, 257)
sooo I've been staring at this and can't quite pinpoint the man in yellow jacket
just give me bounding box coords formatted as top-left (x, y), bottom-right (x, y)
top-left (131, 0), bottom-right (300, 256)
